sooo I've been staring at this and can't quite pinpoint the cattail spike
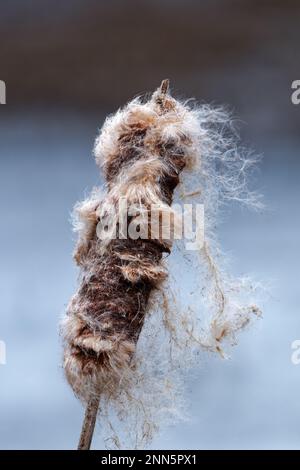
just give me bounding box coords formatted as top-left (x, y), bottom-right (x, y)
top-left (62, 78), bottom-right (261, 449)
top-left (154, 78), bottom-right (171, 110)
top-left (160, 78), bottom-right (169, 95)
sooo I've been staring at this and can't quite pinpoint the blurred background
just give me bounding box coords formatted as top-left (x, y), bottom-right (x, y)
top-left (0, 0), bottom-right (300, 449)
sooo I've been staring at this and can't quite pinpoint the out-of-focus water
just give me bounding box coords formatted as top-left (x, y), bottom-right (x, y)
top-left (0, 110), bottom-right (299, 449)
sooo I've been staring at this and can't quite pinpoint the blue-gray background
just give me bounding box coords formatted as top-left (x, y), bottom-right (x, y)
top-left (0, 0), bottom-right (299, 449)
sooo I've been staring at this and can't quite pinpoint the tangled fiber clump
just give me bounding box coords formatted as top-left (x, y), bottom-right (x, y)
top-left (61, 80), bottom-right (262, 448)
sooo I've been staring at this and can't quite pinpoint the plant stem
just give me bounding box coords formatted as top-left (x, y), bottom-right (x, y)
top-left (160, 78), bottom-right (169, 94)
top-left (77, 396), bottom-right (100, 450)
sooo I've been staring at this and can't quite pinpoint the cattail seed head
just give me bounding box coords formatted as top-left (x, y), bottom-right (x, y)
top-left (62, 81), bottom-right (199, 402)
top-left (61, 80), bottom-right (262, 447)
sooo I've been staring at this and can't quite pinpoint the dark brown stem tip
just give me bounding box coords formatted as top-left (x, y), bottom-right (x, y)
top-left (160, 79), bottom-right (170, 95)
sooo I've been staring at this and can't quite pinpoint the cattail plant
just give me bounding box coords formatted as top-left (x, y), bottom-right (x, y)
top-left (61, 80), bottom-right (262, 450)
